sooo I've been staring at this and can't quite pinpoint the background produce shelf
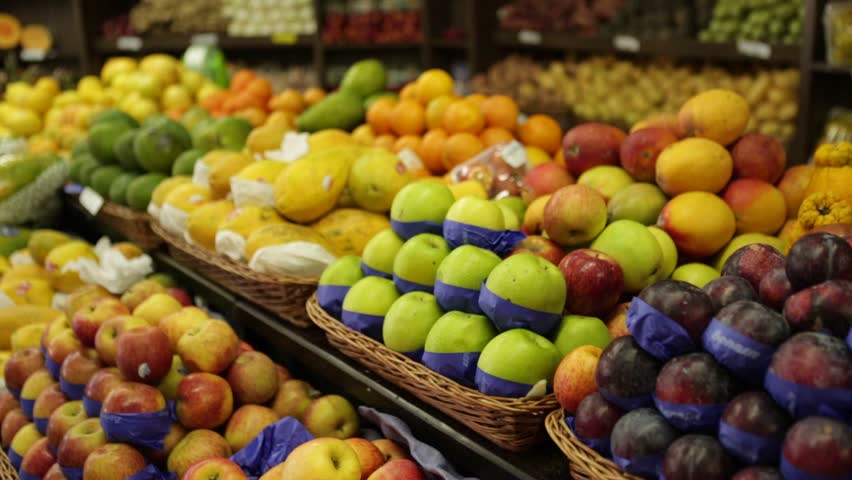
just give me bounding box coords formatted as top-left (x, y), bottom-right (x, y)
top-left (93, 33), bottom-right (317, 55)
top-left (61, 197), bottom-right (570, 480)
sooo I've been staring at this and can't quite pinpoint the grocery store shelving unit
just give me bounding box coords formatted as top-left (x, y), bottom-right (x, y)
top-left (61, 198), bottom-right (570, 480)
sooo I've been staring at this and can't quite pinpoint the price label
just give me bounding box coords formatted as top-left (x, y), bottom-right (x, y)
top-left (191, 33), bottom-right (219, 46)
top-left (517, 30), bottom-right (542, 45)
top-left (20, 49), bottom-right (47, 62)
top-left (64, 183), bottom-right (83, 195)
top-left (736, 40), bottom-right (771, 59)
top-left (397, 149), bottom-right (425, 172)
top-left (613, 35), bottom-right (640, 52)
top-left (79, 187), bottom-right (104, 216)
top-left (116, 36), bottom-right (143, 51)
top-left (271, 33), bottom-right (298, 45)
top-left (500, 140), bottom-right (529, 169)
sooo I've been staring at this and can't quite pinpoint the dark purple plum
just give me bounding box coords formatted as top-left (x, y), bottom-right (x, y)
top-left (662, 435), bottom-right (736, 480)
top-left (769, 332), bottom-right (852, 389)
top-left (610, 408), bottom-right (679, 478)
top-left (574, 392), bottom-right (623, 440)
top-left (703, 275), bottom-right (758, 312)
top-left (732, 467), bottom-right (782, 480)
top-left (722, 243), bottom-right (786, 291)
top-left (782, 417), bottom-right (852, 478)
top-left (656, 353), bottom-right (738, 405)
top-left (715, 300), bottom-right (790, 345)
top-left (595, 337), bottom-right (661, 409)
top-left (638, 280), bottom-right (715, 341)
top-left (786, 233), bottom-right (852, 290)
top-left (758, 267), bottom-right (794, 311)
top-left (783, 279), bottom-right (852, 336)
top-left (720, 391), bottom-right (791, 464)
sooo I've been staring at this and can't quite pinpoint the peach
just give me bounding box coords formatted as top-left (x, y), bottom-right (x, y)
top-left (722, 179), bottom-right (787, 235)
top-left (659, 192), bottom-right (736, 258)
top-left (553, 345), bottom-right (602, 413)
top-left (655, 138), bottom-right (733, 195)
top-left (562, 123), bottom-right (627, 176)
top-left (731, 133), bottom-right (787, 184)
top-left (619, 127), bottom-right (679, 182)
top-left (777, 165), bottom-right (815, 219)
top-left (521, 162), bottom-right (574, 204)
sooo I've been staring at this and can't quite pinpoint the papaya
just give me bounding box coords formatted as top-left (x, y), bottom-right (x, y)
top-left (310, 208), bottom-right (390, 256)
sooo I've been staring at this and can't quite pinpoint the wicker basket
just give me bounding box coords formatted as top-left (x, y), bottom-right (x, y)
top-left (150, 221), bottom-right (315, 328)
top-left (306, 293), bottom-right (559, 451)
top-left (0, 447), bottom-right (17, 479)
top-left (98, 202), bottom-right (163, 251)
top-left (545, 409), bottom-right (642, 480)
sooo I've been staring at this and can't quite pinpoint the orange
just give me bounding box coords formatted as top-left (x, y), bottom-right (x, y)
top-left (519, 114), bottom-right (563, 154)
top-left (442, 100), bottom-right (485, 135)
top-left (268, 89), bottom-right (305, 113)
top-left (416, 69), bottom-right (454, 104)
top-left (465, 93), bottom-right (487, 108)
top-left (265, 110), bottom-right (297, 129)
top-left (374, 134), bottom-right (397, 151)
top-left (442, 133), bottom-right (485, 171)
top-left (426, 95), bottom-right (455, 130)
top-left (400, 82), bottom-right (418, 101)
top-left (480, 127), bottom-right (514, 147)
top-left (553, 148), bottom-right (565, 166)
top-left (393, 134), bottom-right (423, 154)
top-left (352, 124), bottom-right (376, 146)
top-left (420, 129), bottom-right (448, 174)
top-left (200, 91), bottom-right (227, 111)
top-left (233, 107), bottom-right (267, 127)
top-left (230, 69), bottom-right (256, 93)
top-left (366, 97), bottom-right (397, 135)
top-left (480, 95), bottom-right (519, 131)
top-left (390, 99), bottom-right (426, 136)
top-left (302, 87), bottom-right (326, 106)
top-left (244, 78), bottom-right (272, 102)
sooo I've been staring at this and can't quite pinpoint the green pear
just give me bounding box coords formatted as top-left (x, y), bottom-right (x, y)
top-left (496, 196), bottom-right (526, 225)
top-left (393, 234), bottom-right (451, 287)
top-left (672, 263), bottom-right (720, 288)
top-left (424, 311), bottom-right (498, 354)
top-left (591, 220), bottom-right (663, 292)
top-left (484, 254), bottom-right (566, 314)
top-left (477, 329), bottom-right (562, 386)
top-left (647, 226), bottom-right (678, 281)
top-left (607, 183), bottom-right (668, 225)
top-left (445, 197), bottom-right (505, 230)
top-left (319, 255), bottom-right (364, 286)
top-left (436, 245), bottom-right (502, 290)
top-left (577, 165), bottom-right (635, 201)
top-left (390, 181), bottom-right (455, 224)
top-left (551, 315), bottom-right (612, 356)
top-left (383, 292), bottom-right (444, 355)
top-left (342, 276), bottom-right (400, 316)
top-left (361, 228), bottom-right (405, 275)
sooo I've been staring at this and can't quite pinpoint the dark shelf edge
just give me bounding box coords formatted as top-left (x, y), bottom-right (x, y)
top-left (431, 38), bottom-right (468, 49)
top-left (811, 61), bottom-right (852, 74)
top-left (93, 34), bottom-right (316, 55)
top-left (323, 41), bottom-right (424, 51)
top-left (494, 30), bottom-right (801, 65)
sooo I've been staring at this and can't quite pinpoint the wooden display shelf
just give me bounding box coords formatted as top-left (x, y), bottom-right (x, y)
top-left (93, 33), bottom-right (316, 55)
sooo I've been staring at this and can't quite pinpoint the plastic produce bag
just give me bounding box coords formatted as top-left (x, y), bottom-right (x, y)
top-left (230, 417), bottom-right (314, 478)
top-left (230, 178), bottom-right (276, 208)
top-left (447, 141), bottom-right (528, 199)
top-left (62, 237), bottom-right (154, 294)
top-left (0, 160), bottom-right (68, 225)
top-left (248, 242), bottom-right (336, 277)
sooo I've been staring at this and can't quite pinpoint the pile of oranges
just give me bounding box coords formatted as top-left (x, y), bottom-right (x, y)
top-left (200, 69), bottom-right (326, 128)
top-left (356, 69), bottom-right (565, 175)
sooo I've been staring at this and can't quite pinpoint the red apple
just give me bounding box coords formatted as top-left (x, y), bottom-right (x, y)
top-left (238, 341), bottom-right (255, 355)
top-left (302, 395), bottom-right (359, 440)
top-left (224, 405), bottom-right (279, 453)
top-left (115, 325), bottom-right (172, 384)
top-left (21, 437), bottom-right (55, 478)
top-left (166, 287), bottom-right (193, 306)
top-left (731, 132), bottom-right (787, 184)
top-left (345, 437), bottom-right (386, 480)
top-left (226, 351), bottom-right (279, 405)
top-left (275, 364), bottom-right (290, 384)
top-left (82, 368), bottom-right (125, 417)
top-left (270, 379), bottom-right (319, 420)
top-left (56, 418), bottom-right (107, 473)
top-left (619, 127), bottom-right (679, 182)
top-left (563, 123), bottom-right (627, 176)
top-left (32, 384), bottom-right (67, 432)
top-left (177, 320), bottom-right (240, 374)
top-left (64, 285), bottom-right (112, 319)
top-left (41, 316), bottom-right (71, 352)
top-left (166, 429), bottom-right (231, 479)
top-left (60, 349), bottom-right (101, 398)
top-left (158, 307), bottom-right (207, 350)
top-left (93, 315), bottom-right (148, 366)
top-left (4, 347), bottom-right (44, 395)
top-left (46, 329), bottom-right (84, 374)
top-left (543, 184), bottom-right (608, 247)
top-left (2, 408), bottom-right (29, 448)
top-left (183, 457), bottom-right (247, 480)
top-left (102, 382), bottom-right (166, 415)
top-left (142, 422), bottom-right (186, 467)
top-left (0, 392), bottom-right (18, 424)
top-left (72, 297), bottom-right (130, 347)
top-left (47, 400), bottom-right (87, 453)
top-left (119, 280), bottom-right (165, 311)
top-left (521, 162), bottom-right (575, 204)
top-left (367, 459), bottom-right (425, 480)
top-left (372, 439), bottom-right (410, 462)
top-left (510, 235), bottom-right (564, 266)
top-left (176, 373), bottom-right (233, 429)
top-left (83, 443), bottom-right (146, 479)
top-left (558, 249), bottom-right (625, 317)
top-left (44, 463), bottom-right (65, 480)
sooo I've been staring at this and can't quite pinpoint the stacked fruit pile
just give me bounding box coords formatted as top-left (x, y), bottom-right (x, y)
top-left (497, 0), bottom-right (623, 34)
top-left (551, 231), bottom-right (851, 480)
top-left (128, 0), bottom-right (228, 35)
top-left (223, 0), bottom-right (317, 37)
top-left (473, 56), bottom-right (799, 142)
top-left (322, 1), bottom-right (422, 44)
top-left (698, 0), bottom-right (803, 45)
top-left (0, 238), bottom-right (429, 480)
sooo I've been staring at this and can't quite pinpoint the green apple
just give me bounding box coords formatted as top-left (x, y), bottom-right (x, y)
top-left (393, 234), bottom-right (451, 287)
top-left (390, 181), bottom-right (455, 225)
top-left (551, 314), bottom-right (612, 356)
top-left (577, 165), bottom-right (635, 201)
top-left (495, 202), bottom-right (520, 230)
top-left (424, 311), bottom-right (498, 354)
top-left (445, 197), bottom-right (505, 230)
top-left (607, 183), bottom-right (668, 226)
top-left (476, 329), bottom-right (562, 390)
top-left (319, 256), bottom-right (364, 286)
top-left (484, 253), bottom-right (566, 314)
top-left (496, 196), bottom-right (526, 224)
top-left (342, 276), bottom-right (400, 316)
top-left (647, 226), bottom-right (678, 281)
top-left (590, 220), bottom-right (663, 293)
top-left (435, 245), bottom-right (501, 290)
top-left (382, 292), bottom-right (444, 356)
top-left (361, 228), bottom-right (405, 276)
top-left (672, 263), bottom-right (720, 288)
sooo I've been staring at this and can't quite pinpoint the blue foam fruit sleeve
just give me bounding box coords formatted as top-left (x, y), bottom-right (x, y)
top-left (718, 420), bottom-right (783, 466)
top-left (474, 367), bottom-right (543, 398)
top-left (393, 275), bottom-right (433, 294)
top-left (82, 395), bottom-right (101, 418)
top-left (316, 285), bottom-right (350, 320)
top-left (100, 408), bottom-right (171, 450)
top-left (478, 283), bottom-right (561, 336)
top-left (626, 297), bottom-right (697, 361)
top-left (443, 219), bottom-right (526, 257)
top-left (360, 261), bottom-right (392, 279)
top-left (433, 280), bottom-right (483, 314)
top-left (421, 351), bottom-right (481, 387)
top-left (391, 219), bottom-right (444, 240)
top-left (764, 371), bottom-right (852, 422)
top-left (230, 417), bottom-right (314, 477)
top-left (565, 415), bottom-right (612, 459)
top-left (653, 396), bottom-right (726, 433)
top-left (341, 310), bottom-right (385, 341)
top-left (702, 318), bottom-right (777, 384)
top-left (59, 377), bottom-right (86, 401)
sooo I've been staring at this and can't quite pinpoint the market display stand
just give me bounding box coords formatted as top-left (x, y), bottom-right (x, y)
top-left (61, 199), bottom-right (570, 480)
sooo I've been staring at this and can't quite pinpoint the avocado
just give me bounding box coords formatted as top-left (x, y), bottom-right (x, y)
top-left (340, 59), bottom-right (387, 99)
top-left (126, 173), bottom-right (168, 211)
top-left (172, 149), bottom-right (205, 176)
top-left (296, 91), bottom-right (365, 133)
top-left (114, 129), bottom-right (141, 171)
top-left (78, 158), bottom-right (104, 187)
top-left (89, 165), bottom-right (126, 197)
top-left (91, 109), bottom-right (139, 129)
top-left (109, 172), bottom-right (138, 205)
top-left (69, 153), bottom-right (99, 184)
top-left (88, 121), bottom-right (134, 164)
top-left (133, 119), bottom-right (192, 174)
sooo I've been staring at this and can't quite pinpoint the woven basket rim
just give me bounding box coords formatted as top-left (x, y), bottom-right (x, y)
top-left (100, 201), bottom-right (151, 220)
top-left (150, 220), bottom-right (318, 286)
top-left (545, 409), bottom-right (642, 480)
top-left (307, 293), bottom-right (559, 412)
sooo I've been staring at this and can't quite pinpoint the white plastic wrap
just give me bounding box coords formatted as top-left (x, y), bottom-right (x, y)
top-left (230, 177), bottom-right (276, 208)
top-left (9, 250), bottom-right (35, 266)
top-left (192, 158), bottom-right (212, 188)
top-left (248, 241), bottom-right (336, 277)
top-left (215, 230), bottom-right (246, 261)
top-left (62, 237), bottom-right (154, 294)
top-left (159, 203), bottom-right (191, 237)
